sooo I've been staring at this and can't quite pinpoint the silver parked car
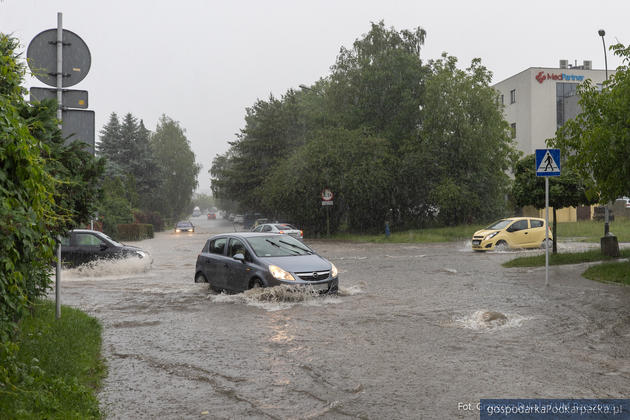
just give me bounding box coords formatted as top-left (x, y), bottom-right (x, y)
top-left (251, 223), bottom-right (303, 240)
top-left (194, 232), bottom-right (338, 293)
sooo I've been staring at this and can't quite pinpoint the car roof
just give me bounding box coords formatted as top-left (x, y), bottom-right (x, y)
top-left (70, 229), bottom-right (104, 234)
top-left (210, 232), bottom-right (281, 239)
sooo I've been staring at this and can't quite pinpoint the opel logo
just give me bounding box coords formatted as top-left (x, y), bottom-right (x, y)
top-left (312, 272), bottom-right (319, 280)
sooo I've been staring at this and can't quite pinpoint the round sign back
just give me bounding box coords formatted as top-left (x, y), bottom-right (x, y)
top-left (321, 188), bottom-right (334, 201)
top-left (27, 28), bottom-right (91, 88)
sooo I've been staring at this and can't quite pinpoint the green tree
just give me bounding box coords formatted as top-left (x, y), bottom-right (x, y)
top-left (97, 177), bottom-right (134, 237)
top-left (551, 43), bottom-right (630, 202)
top-left (211, 92), bottom-right (308, 212)
top-left (133, 120), bottom-right (161, 205)
top-left (260, 128), bottom-right (395, 233)
top-left (411, 54), bottom-right (516, 225)
top-left (97, 112), bottom-right (121, 160)
top-left (151, 115), bottom-right (201, 220)
top-left (328, 20), bottom-right (427, 145)
top-left (511, 154), bottom-right (597, 253)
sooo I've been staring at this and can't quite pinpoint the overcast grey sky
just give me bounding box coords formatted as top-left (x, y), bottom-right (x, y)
top-left (2, 0), bottom-right (629, 193)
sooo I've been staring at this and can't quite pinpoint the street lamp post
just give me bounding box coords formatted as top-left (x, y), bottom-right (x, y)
top-left (598, 30), bottom-right (611, 236)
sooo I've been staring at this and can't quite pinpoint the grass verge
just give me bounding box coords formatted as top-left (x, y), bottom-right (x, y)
top-left (332, 224), bottom-right (486, 243)
top-left (0, 300), bottom-right (105, 419)
top-left (502, 249), bottom-right (630, 268)
top-left (556, 219), bottom-right (630, 243)
top-left (330, 219), bottom-right (630, 244)
top-left (582, 261), bottom-right (630, 285)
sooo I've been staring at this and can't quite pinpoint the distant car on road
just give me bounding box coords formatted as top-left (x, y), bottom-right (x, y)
top-left (175, 221), bottom-right (195, 233)
top-left (194, 232), bottom-right (338, 294)
top-left (192, 206), bottom-right (202, 217)
top-left (251, 223), bottom-right (303, 240)
top-left (471, 217), bottom-right (552, 251)
top-left (207, 212), bottom-right (216, 220)
top-left (60, 229), bottom-right (149, 267)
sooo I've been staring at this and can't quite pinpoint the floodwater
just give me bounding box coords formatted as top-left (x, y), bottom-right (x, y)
top-left (58, 217), bottom-right (630, 419)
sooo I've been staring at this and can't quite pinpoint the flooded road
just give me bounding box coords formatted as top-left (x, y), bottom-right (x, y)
top-left (59, 218), bottom-right (630, 419)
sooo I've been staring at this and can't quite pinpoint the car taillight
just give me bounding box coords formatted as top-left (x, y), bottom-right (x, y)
top-left (300, 230), bottom-right (303, 237)
top-left (279, 230), bottom-right (284, 234)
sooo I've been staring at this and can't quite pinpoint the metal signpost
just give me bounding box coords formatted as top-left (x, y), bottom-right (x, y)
top-left (27, 13), bottom-right (93, 318)
top-left (321, 188), bottom-right (333, 237)
top-left (535, 149), bottom-right (561, 286)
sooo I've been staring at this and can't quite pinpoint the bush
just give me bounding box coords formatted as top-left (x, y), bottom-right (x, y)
top-left (133, 209), bottom-right (164, 232)
top-left (116, 223), bottom-right (154, 241)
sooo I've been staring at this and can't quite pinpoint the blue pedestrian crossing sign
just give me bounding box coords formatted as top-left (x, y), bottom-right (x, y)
top-left (535, 149), bottom-right (561, 177)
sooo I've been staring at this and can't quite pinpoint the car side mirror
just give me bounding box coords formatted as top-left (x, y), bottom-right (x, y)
top-left (100, 244), bottom-right (108, 251)
top-left (506, 226), bottom-right (514, 233)
top-left (233, 253), bottom-right (246, 263)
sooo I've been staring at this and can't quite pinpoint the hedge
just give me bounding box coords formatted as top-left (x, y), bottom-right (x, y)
top-left (116, 223), bottom-right (154, 241)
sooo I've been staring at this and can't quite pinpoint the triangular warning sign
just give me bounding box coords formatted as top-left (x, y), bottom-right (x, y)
top-left (537, 151), bottom-right (560, 173)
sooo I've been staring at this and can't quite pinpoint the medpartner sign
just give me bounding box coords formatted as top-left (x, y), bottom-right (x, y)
top-left (535, 71), bottom-right (585, 84)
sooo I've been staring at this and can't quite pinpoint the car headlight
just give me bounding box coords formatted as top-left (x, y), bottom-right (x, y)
top-left (269, 264), bottom-right (295, 281)
top-left (331, 263), bottom-right (338, 278)
top-left (485, 231), bottom-right (499, 240)
top-left (175, 229), bottom-right (181, 232)
top-left (136, 251), bottom-right (147, 258)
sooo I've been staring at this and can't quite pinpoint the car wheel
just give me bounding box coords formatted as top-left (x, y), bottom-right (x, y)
top-left (249, 278), bottom-right (263, 290)
top-left (540, 238), bottom-right (552, 249)
top-left (495, 240), bottom-right (509, 251)
top-left (194, 272), bottom-right (208, 283)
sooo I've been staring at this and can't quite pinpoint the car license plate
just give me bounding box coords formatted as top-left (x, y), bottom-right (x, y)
top-left (310, 282), bottom-right (329, 292)
top-left (472, 240), bottom-right (481, 246)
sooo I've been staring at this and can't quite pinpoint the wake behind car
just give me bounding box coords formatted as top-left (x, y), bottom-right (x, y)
top-left (472, 217), bottom-right (552, 251)
top-left (60, 229), bottom-right (149, 267)
top-left (195, 232), bottom-right (338, 293)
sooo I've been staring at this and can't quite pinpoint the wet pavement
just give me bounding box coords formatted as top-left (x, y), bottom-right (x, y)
top-left (58, 218), bottom-right (630, 419)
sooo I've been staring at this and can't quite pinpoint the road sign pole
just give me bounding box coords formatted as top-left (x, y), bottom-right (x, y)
top-left (55, 12), bottom-right (62, 319)
top-left (545, 176), bottom-right (549, 287)
top-left (56, 12), bottom-right (62, 124)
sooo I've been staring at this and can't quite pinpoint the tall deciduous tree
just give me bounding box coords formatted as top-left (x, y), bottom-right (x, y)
top-left (151, 115), bottom-right (201, 220)
top-left (551, 43), bottom-right (630, 202)
top-left (412, 54), bottom-right (517, 225)
top-left (260, 128), bottom-right (395, 233)
top-left (328, 20), bottom-right (427, 145)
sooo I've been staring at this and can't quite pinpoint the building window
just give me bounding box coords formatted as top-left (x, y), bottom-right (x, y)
top-left (500, 94), bottom-right (504, 105)
top-left (556, 82), bottom-right (579, 128)
top-left (510, 123), bottom-right (516, 139)
top-left (510, 89), bottom-right (516, 104)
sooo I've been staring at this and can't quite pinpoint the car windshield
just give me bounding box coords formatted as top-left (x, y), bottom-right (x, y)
top-left (486, 219), bottom-right (513, 230)
top-left (177, 222), bottom-right (192, 228)
top-left (97, 232), bottom-right (123, 247)
top-left (247, 235), bottom-right (312, 257)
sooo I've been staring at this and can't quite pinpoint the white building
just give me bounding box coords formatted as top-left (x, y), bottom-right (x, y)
top-left (494, 60), bottom-right (612, 155)
top-left (493, 61), bottom-right (614, 221)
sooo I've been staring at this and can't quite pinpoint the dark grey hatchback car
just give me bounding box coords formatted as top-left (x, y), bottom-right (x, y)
top-left (195, 232), bottom-right (338, 293)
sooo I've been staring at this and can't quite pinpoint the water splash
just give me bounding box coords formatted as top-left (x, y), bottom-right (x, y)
top-left (453, 310), bottom-right (531, 331)
top-left (60, 256), bottom-right (152, 281)
top-left (207, 283), bottom-right (364, 311)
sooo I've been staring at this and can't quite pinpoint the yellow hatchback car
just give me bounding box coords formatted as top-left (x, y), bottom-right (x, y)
top-left (471, 217), bottom-right (552, 251)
